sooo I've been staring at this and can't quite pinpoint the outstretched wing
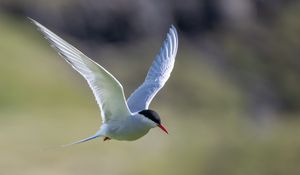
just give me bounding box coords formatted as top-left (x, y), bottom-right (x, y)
top-left (30, 18), bottom-right (131, 123)
top-left (127, 26), bottom-right (178, 113)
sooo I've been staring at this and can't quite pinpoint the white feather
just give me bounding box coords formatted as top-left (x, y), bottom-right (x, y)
top-left (29, 18), bottom-right (177, 144)
top-left (29, 18), bottom-right (132, 123)
top-left (127, 26), bottom-right (178, 113)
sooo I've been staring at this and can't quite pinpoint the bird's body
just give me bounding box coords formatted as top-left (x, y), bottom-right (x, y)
top-left (100, 113), bottom-right (153, 141)
top-left (29, 18), bottom-right (178, 145)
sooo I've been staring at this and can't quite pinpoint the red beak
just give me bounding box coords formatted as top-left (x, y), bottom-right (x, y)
top-left (158, 124), bottom-right (168, 134)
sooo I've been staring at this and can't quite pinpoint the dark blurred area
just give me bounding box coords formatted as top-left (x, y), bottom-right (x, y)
top-left (1, 0), bottom-right (299, 119)
top-left (1, 0), bottom-right (295, 41)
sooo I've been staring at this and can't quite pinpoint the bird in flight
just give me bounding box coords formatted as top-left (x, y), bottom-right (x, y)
top-left (29, 18), bottom-right (178, 146)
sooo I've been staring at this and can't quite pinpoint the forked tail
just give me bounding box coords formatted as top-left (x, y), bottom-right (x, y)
top-left (61, 133), bottom-right (102, 147)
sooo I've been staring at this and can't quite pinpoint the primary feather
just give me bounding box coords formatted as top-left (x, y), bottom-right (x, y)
top-left (29, 18), bottom-right (131, 123)
top-left (127, 26), bottom-right (178, 113)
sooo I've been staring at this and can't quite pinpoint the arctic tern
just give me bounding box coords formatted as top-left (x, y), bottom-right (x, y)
top-left (29, 18), bottom-right (178, 145)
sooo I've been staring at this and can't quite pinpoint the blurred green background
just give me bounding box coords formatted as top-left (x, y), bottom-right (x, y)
top-left (1, 0), bottom-right (300, 175)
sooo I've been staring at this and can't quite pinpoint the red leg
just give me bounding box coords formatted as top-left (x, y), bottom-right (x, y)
top-left (103, 137), bottom-right (111, 141)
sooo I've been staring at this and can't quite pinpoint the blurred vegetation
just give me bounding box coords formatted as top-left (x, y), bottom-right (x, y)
top-left (1, 0), bottom-right (300, 116)
top-left (0, 0), bottom-right (300, 175)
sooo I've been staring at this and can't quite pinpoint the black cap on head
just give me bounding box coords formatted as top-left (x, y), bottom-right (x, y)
top-left (139, 109), bottom-right (161, 124)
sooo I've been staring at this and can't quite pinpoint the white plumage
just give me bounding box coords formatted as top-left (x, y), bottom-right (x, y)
top-left (29, 18), bottom-right (178, 145)
top-left (127, 25), bottom-right (178, 113)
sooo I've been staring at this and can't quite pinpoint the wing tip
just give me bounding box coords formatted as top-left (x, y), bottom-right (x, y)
top-left (27, 17), bottom-right (39, 26)
top-left (169, 25), bottom-right (178, 35)
top-left (167, 25), bottom-right (178, 43)
top-left (164, 25), bottom-right (178, 55)
top-left (170, 24), bottom-right (176, 30)
top-left (28, 17), bottom-right (47, 34)
top-left (27, 16), bottom-right (33, 21)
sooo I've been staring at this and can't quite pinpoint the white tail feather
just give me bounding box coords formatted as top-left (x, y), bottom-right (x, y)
top-left (61, 134), bottom-right (102, 147)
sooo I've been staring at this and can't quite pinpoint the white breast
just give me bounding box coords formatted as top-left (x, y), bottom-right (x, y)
top-left (100, 114), bottom-right (153, 141)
